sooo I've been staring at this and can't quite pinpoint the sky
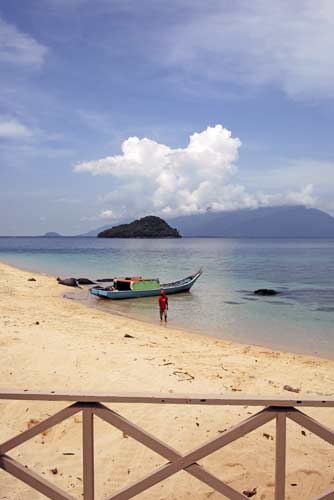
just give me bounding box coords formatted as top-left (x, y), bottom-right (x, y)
top-left (1, 0), bottom-right (334, 235)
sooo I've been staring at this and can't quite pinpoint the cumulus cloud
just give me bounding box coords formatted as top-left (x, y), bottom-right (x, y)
top-left (256, 185), bottom-right (316, 208)
top-left (0, 117), bottom-right (32, 139)
top-left (161, 0), bottom-right (334, 100)
top-left (0, 15), bottom-right (47, 67)
top-left (99, 209), bottom-right (115, 219)
top-left (74, 124), bottom-right (315, 221)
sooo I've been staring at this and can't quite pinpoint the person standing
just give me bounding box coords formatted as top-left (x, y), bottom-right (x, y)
top-left (158, 289), bottom-right (168, 323)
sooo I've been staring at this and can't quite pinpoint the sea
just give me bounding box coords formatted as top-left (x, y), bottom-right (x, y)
top-left (0, 237), bottom-right (333, 358)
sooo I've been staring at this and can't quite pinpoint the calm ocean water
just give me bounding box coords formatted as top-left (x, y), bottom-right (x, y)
top-left (1, 237), bottom-right (333, 357)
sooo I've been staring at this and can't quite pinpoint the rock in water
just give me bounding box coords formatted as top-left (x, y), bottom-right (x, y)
top-left (97, 216), bottom-right (181, 238)
top-left (57, 277), bottom-right (79, 287)
top-left (254, 289), bottom-right (279, 296)
top-left (77, 278), bottom-right (96, 285)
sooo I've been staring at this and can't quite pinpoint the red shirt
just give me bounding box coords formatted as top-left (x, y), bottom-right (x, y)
top-left (158, 295), bottom-right (168, 311)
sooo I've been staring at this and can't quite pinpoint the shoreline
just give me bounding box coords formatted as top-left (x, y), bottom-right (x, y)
top-left (74, 290), bottom-right (334, 362)
top-left (0, 260), bottom-right (334, 498)
top-left (2, 257), bottom-right (333, 361)
top-left (0, 260), bottom-right (334, 361)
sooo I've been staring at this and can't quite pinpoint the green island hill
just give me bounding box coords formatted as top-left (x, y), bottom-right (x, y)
top-left (97, 216), bottom-right (181, 238)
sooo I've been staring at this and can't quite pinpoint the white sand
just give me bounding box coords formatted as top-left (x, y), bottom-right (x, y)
top-left (0, 261), bottom-right (333, 499)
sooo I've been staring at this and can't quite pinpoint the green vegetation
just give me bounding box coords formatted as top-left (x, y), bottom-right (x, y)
top-left (97, 216), bottom-right (181, 238)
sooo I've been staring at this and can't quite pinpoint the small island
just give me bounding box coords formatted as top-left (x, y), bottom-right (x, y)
top-left (97, 216), bottom-right (181, 238)
top-left (42, 232), bottom-right (63, 238)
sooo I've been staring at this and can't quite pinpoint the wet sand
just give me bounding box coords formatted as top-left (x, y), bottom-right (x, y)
top-left (0, 261), bottom-right (333, 499)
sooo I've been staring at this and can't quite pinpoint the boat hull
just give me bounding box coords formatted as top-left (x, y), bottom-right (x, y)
top-left (89, 270), bottom-right (202, 300)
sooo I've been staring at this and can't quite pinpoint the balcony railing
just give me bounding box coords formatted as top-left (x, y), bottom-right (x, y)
top-left (0, 390), bottom-right (333, 500)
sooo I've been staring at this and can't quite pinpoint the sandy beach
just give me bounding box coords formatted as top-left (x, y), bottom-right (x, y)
top-left (0, 260), bottom-right (333, 499)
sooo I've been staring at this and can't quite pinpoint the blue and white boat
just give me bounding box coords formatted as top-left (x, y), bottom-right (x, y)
top-left (89, 269), bottom-right (202, 300)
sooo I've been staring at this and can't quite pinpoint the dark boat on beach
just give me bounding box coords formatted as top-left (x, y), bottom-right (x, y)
top-left (89, 269), bottom-right (202, 300)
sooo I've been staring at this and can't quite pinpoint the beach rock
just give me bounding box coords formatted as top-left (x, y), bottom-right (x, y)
top-left (76, 278), bottom-right (95, 285)
top-left (254, 289), bottom-right (279, 296)
top-left (173, 370), bottom-right (194, 381)
top-left (283, 384), bottom-right (301, 393)
top-left (124, 334), bottom-right (135, 339)
top-left (243, 488), bottom-right (257, 498)
top-left (57, 277), bottom-right (79, 287)
top-left (28, 277), bottom-right (36, 282)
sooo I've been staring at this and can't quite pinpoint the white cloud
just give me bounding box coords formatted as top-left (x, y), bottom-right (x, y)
top-left (74, 124), bottom-right (315, 220)
top-left (0, 15), bottom-right (47, 67)
top-left (75, 125), bottom-right (241, 218)
top-left (286, 185), bottom-right (315, 206)
top-left (0, 117), bottom-right (32, 139)
top-left (99, 209), bottom-right (115, 219)
top-left (240, 158), bottom-right (334, 213)
top-left (256, 184), bottom-right (316, 208)
top-left (162, 0), bottom-right (334, 100)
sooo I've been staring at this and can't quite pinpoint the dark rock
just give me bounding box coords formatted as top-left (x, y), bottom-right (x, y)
top-left (98, 216), bottom-right (181, 238)
top-left (254, 289), bottom-right (279, 296)
top-left (57, 277), bottom-right (79, 287)
top-left (243, 488), bottom-right (257, 497)
top-left (283, 384), bottom-right (301, 393)
top-left (28, 278), bottom-right (36, 282)
top-left (96, 278), bottom-right (115, 282)
top-left (224, 301), bottom-right (244, 305)
top-left (77, 278), bottom-right (95, 285)
top-left (124, 334), bottom-right (135, 339)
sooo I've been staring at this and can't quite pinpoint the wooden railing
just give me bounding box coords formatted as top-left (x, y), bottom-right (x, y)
top-left (0, 390), bottom-right (333, 500)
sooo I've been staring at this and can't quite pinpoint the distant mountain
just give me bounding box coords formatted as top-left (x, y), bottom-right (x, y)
top-left (79, 224), bottom-right (112, 237)
top-left (168, 206), bottom-right (334, 238)
top-left (98, 216), bottom-right (181, 238)
top-left (42, 232), bottom-right (63, 238)
top-left (78, 206), bottom-right (334, 238)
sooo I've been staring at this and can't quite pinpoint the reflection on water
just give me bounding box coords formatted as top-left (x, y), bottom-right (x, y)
top-left (1, 237), bottom-right (334, 357)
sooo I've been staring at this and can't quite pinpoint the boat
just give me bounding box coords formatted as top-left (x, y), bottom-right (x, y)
top-left (89, 269), bottom-right (202, 300)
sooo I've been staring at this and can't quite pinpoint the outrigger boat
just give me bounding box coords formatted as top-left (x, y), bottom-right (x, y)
top-left (89, 269), bottom-right (202, 300)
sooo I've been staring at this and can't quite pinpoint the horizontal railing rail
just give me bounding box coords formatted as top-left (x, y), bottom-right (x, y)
top-left (1, 389), bottom-right (334, 406)
top-left (0, 390), bottom-right (333, 500)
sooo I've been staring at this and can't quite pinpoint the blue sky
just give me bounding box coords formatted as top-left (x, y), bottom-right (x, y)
top-left (1, 0), bottom-right (334, 235)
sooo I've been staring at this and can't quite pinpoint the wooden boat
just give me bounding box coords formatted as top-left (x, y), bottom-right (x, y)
top-left (89, 269), bottom-right (202, 300)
